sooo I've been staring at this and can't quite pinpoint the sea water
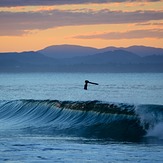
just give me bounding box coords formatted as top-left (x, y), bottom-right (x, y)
top-left (0, 73), bottom-right (163, 162)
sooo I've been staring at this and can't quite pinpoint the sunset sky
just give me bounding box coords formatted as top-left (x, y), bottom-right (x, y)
top-left (0, 0), bottom-right (163, 52)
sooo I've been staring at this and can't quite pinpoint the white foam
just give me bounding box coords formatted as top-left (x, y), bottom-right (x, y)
top-left (146, 122), bottom-right (163, 139)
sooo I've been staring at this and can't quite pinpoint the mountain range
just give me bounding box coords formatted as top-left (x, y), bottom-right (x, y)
top-left (0, 45), bottom-right (163, 72)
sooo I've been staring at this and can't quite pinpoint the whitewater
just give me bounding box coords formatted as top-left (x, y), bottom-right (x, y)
top-left (0, 73), bottom-right (163, 162)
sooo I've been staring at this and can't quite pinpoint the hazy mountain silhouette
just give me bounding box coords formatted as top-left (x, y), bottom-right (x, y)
top-left (39, 44), bottom-right (163, 59)
top-left (39, 44), bottom-right (98, 59)
top-left (0, 51), bottom-right (59, 72)
top-left (0, 45), bottom-right (163, 72)
top-left (125, 46), bottom-right (163, 57)
top-left (61, 50), bottom-right (141, 65)
top-left (99, 46), bottom-right (163, 57)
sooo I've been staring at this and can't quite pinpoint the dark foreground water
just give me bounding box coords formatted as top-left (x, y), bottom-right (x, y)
top-left (0, 73), bottom-right (163, 162)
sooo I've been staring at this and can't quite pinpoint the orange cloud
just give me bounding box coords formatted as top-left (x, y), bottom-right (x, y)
top-left (73, 29), bottom-right (163, 40)
top-left (0, 0), bottom-right (162, 7)
top-left (0, 9), bottom-right (163, 36)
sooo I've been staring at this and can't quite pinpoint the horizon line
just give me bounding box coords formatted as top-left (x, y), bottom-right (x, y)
top-left (0, 44), bottom-right (163, 53)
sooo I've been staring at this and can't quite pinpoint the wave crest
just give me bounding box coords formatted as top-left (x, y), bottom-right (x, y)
top-left (0, 100), bottom-right (163, 141)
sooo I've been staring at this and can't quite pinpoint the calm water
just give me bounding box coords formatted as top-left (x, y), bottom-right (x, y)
top-left (0, 73), bottom-right (163, 162)
top-left (0, 73), bottom-right (163, 104)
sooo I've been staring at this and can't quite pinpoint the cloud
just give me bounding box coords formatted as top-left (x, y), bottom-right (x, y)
top-left (0, 9), bottom-right (163, 36)
top-left (74, 29), bottom-right (163, 39)
top-left (0, 0), bottom-right (161, 7)
top-left (136, 22), bottom-right (163, 26)
top-left (0, 29), bottom-right (29, 36)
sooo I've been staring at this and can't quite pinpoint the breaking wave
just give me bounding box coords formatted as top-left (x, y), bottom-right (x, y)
top-left (0, 100), bottom-right (163, 141)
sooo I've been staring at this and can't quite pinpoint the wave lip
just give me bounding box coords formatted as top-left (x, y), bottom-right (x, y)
top-left (0, 100), bottom-right (162, 141)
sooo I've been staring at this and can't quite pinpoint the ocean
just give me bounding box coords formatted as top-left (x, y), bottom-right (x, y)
top-left (0, 73), bottom-right (163, 162)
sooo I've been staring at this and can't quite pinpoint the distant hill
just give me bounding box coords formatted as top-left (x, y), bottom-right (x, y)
top-left (0, 51), bottom-right (59, 72)
top-left (62, 50), bottom-right (141, 65)
top-left (100, 46), bottom-right (163, 57)
top-left (0, 51), bottom-right (58, 64)
top-left (38, 44), bottom-right (163, 59)
top-left (0, 45), bottom-right (163, 72)
top-left (38, 44), bottom-right (98, 59)
top-left (124, 46), bottom-right (163, 57)
top-left (86, 50), bottom-right (140, 64)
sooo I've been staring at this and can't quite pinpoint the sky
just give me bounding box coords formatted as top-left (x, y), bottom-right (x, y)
top-left (0, 0), bottom-right (163, 52)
